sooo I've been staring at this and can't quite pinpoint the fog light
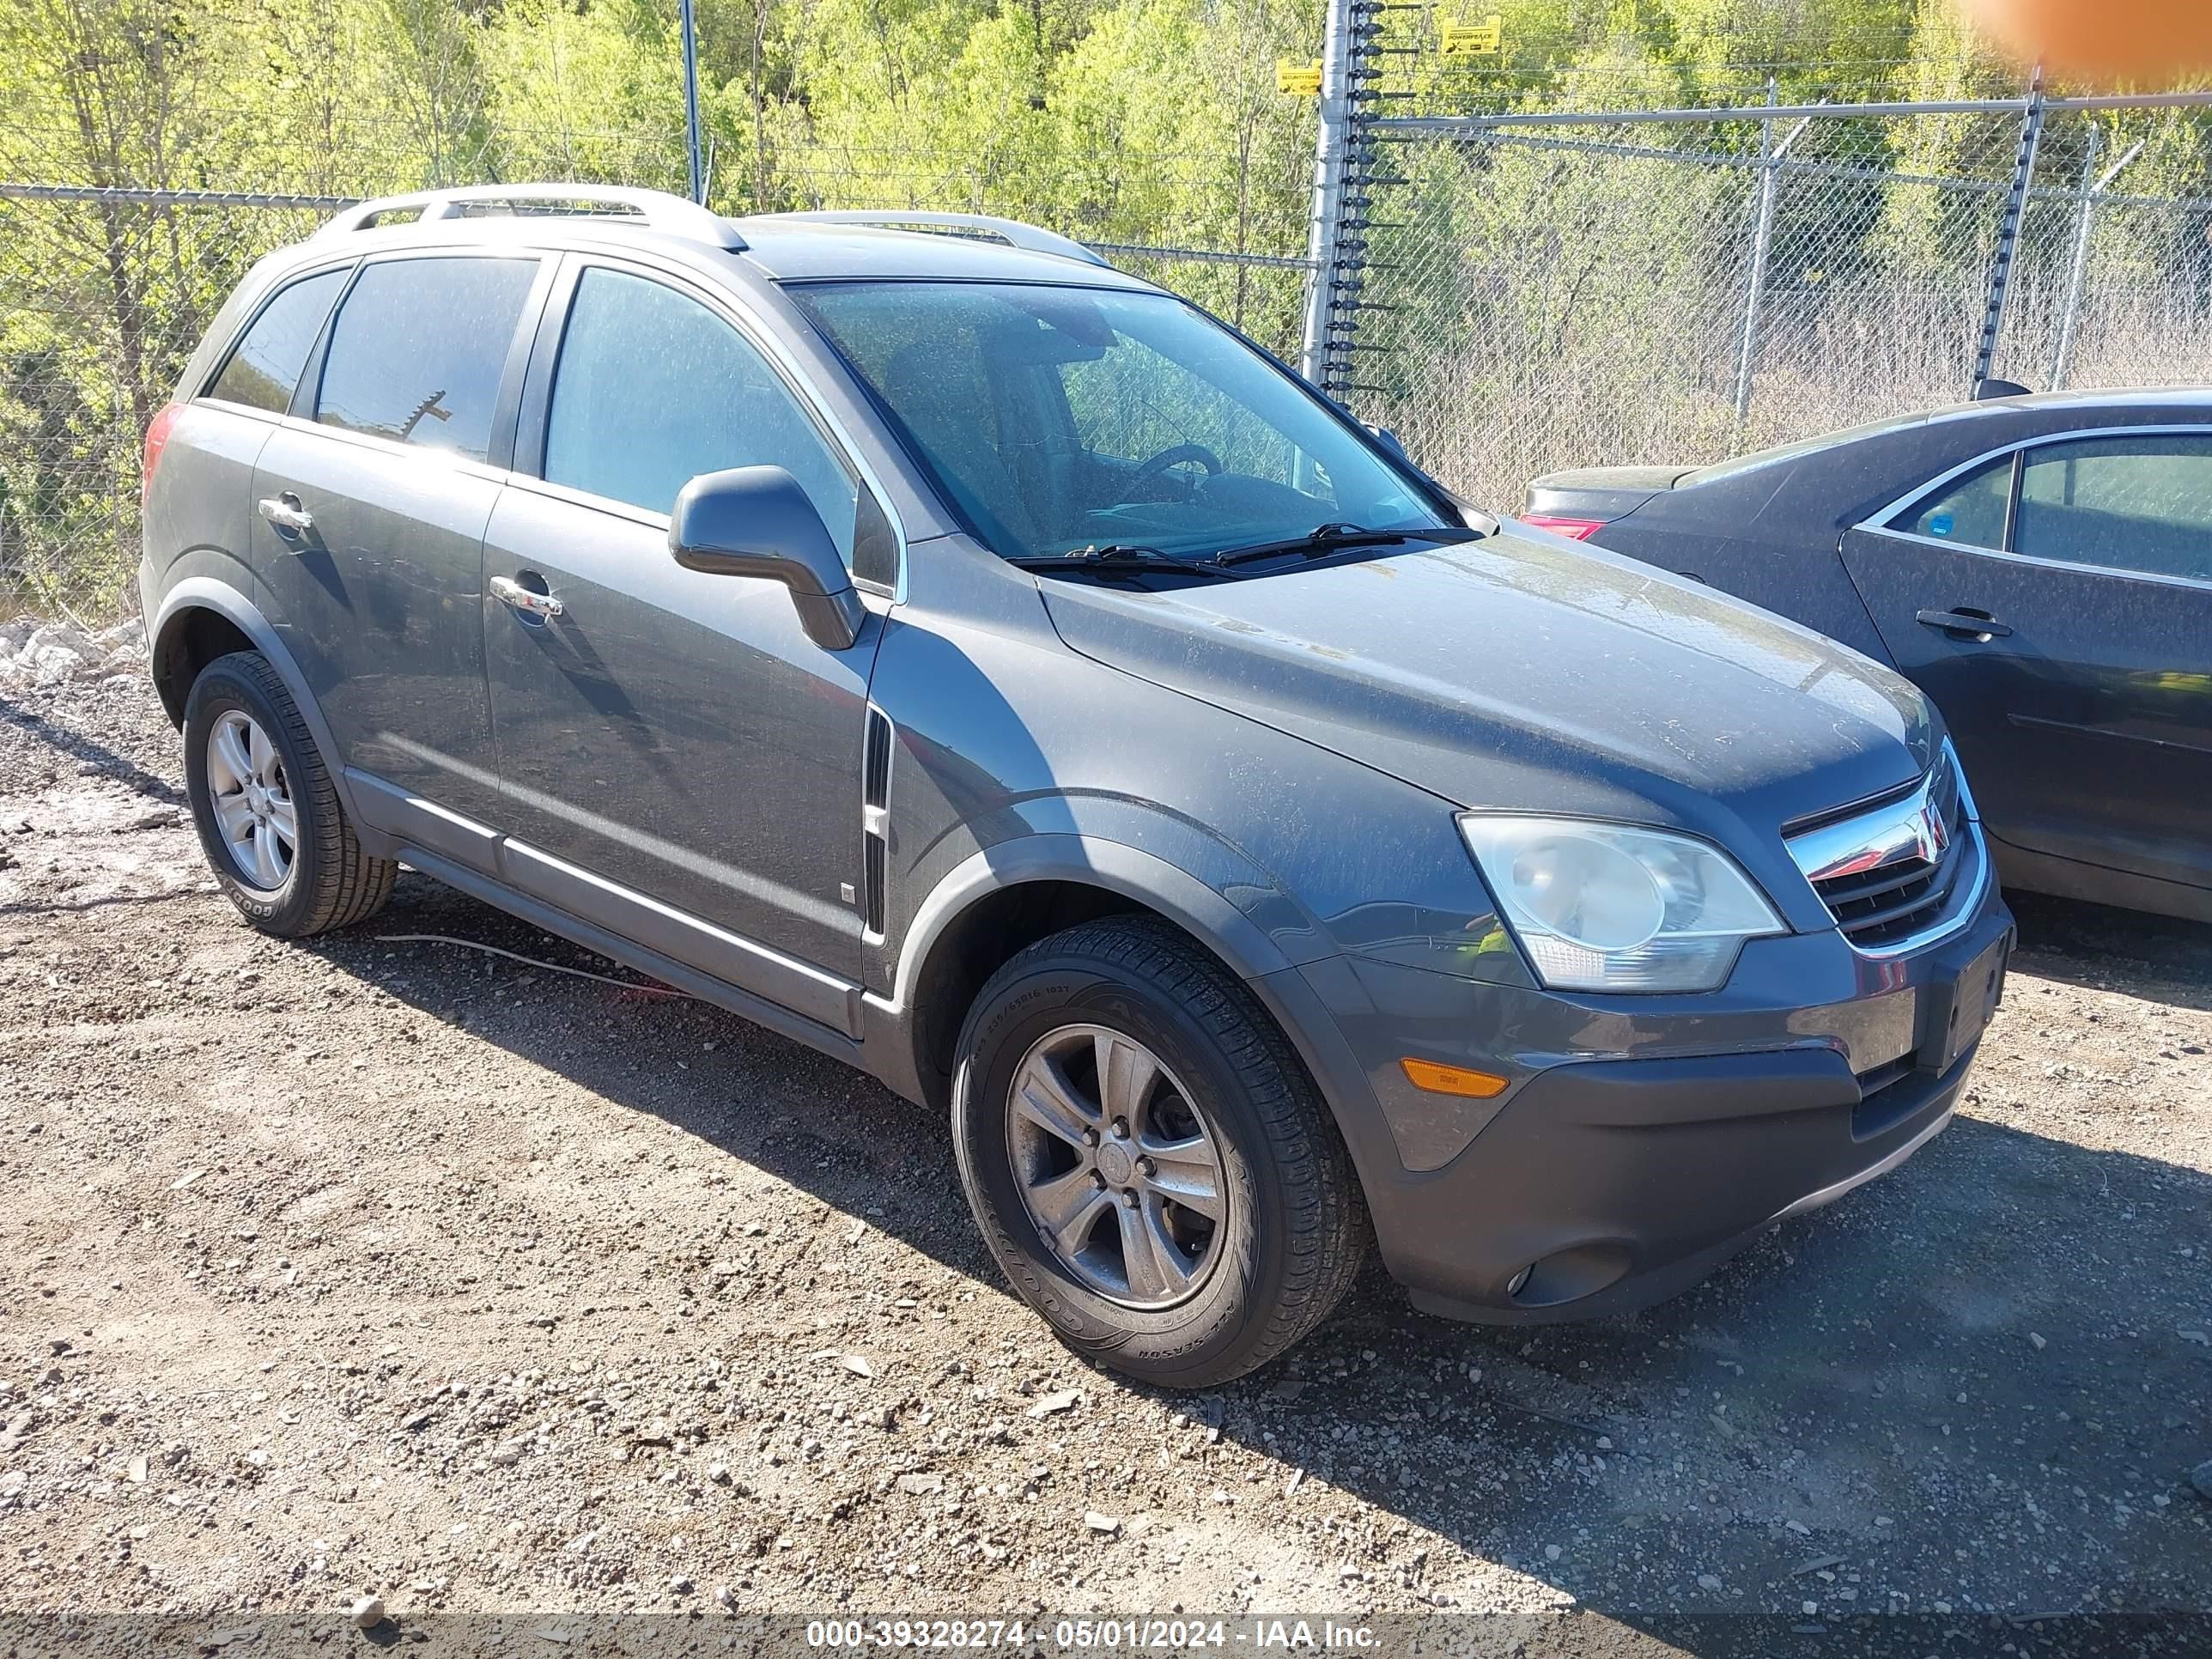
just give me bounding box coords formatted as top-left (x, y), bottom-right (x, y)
top-left (1506, 1266), bottom-right (1532, 1296)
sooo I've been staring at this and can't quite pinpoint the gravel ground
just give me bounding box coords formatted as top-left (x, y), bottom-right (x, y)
top-left (0, 672), bottom-right (2207, 1654)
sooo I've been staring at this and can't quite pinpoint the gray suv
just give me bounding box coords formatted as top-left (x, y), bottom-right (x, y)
top-left (141, 185), bottom-right (2013, 1387)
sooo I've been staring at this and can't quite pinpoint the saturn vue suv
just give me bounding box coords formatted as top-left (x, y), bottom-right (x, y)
top-left (139, 185), bottom-right (2014, 1387)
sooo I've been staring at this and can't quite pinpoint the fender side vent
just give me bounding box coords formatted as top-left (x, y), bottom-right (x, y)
top-left (863, 706), bottom-right (894, 809)
top-left (861, 704), bottom-right (893, 937)
top-left (863, 835), bottom-right (888, 936)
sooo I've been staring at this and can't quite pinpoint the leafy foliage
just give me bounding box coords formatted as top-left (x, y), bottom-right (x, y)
top-left (2, 0), bottom-right (2209, 610)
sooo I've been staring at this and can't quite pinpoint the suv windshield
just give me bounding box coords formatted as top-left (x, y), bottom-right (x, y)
top-left (791, 281), bottom-right (1449, 565)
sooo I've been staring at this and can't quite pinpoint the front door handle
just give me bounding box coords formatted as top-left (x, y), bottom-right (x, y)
top-left (1916, 608), bottom-right (2011, 640)
top-left (489, 574), bottom-right (564, 620)
top-left (257, 494), bottom-right (313, 535)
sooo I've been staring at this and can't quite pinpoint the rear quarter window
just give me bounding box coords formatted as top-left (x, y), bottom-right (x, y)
top-left (1901, 453), bottom-right (2011, 548)
top-left (204, 268), bottom-right (349, 414)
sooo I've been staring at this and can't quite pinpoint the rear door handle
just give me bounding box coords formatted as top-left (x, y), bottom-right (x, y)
top-left (257, 494), bottom-right (313, 535)
top-left (1916, 608), bottom-right (2011, 640)
top-left (489, 574), bottom-right (564, 619)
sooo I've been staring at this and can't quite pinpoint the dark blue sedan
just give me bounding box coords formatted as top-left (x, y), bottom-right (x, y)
top-left (1525, 390), bottom-right (2212, 923)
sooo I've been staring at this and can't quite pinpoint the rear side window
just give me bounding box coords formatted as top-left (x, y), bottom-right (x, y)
top-left (1904, 453), bottom-right (2011, 548)
top-left (313, 257), bottom-right (538, 460)
top-left (205, 269), bottom-right (348, 414)
top-left (542, 267), bottom-right (860, 559)
top-left (2014, 434), bottom-right (2212, 582)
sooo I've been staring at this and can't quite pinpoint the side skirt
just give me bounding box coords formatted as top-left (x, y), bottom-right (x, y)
top-left (398, 842), bottom-right (870, 1074)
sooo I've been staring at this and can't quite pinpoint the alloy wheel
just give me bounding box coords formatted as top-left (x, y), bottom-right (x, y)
top-left (205, 708), bottom-right (296, 890)
top-left (1006, 1022), bottom-right (1230, 1309)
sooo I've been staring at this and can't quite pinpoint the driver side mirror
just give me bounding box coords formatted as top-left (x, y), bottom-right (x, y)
top-left (669, 465), bottom-right (866, 652)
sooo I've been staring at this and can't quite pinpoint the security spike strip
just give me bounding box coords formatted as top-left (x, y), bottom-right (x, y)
top-left (1313, 0), bottom-right (1389, 393)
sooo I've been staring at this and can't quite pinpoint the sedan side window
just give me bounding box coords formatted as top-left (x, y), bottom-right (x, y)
top-left (543, 267), bottom-right (860, 562)
top-left (1902, 454), bottom-right (2011, 549)
top-left (205, 268), bottom-right (349, 415)
top-left (2014, 434), bottom-right (2212, 583)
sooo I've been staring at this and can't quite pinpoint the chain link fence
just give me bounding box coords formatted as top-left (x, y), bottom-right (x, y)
top-left (9, 77), bottom-right (2212, 618)
top-left (0, 129), bottom-right (1308, 617)
top-left (1347, 98), bottom-right (2212, 507)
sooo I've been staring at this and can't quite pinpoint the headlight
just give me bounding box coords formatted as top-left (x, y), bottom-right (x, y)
top-left (1457, 816), bottom-right (1785, 993)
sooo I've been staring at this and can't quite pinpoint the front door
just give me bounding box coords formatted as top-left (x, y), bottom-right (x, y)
top-left (255, 252), bottom-right (549, 829)
top-left (482, 259), bottom-right (885, 1006)
top-left (1841, 431), bottom-right (2212, 896)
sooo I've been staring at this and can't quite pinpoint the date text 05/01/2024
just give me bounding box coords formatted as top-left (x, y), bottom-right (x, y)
top-left (804, 1619), bottom-right (1382, 1650)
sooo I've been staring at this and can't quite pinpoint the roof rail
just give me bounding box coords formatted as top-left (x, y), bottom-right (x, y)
top-left (314, 184), bottom-right (747, 252)
top-left (746, 210), bottom-right (1107, 268)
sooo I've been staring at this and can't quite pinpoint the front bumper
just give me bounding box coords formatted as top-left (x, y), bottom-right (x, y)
top-left (1267, 847), bottom-right (2014, 1323)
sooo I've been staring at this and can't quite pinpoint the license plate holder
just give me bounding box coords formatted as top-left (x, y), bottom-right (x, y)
top-left (1917, 929), bottom-right (2011, 1075)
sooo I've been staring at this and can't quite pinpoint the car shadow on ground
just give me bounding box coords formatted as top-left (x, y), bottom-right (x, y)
top-left (296, 872), bottom-right (2212, 1654)
top-left (0, 693), bottom-right (187, 806)
top-left (2007, 890), bottom-right (2212, 1015)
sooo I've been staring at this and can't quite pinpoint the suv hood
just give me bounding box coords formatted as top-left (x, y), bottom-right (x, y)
top-left (1039, 529), bottom-right (1934, 850)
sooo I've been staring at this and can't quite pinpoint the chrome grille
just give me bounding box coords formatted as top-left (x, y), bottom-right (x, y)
top-left (1789, 747), bottom-right (1971, 951)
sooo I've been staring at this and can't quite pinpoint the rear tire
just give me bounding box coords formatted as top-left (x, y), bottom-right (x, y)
top-left (183, 651), bottom-right (396, 938)
top-left (951, 915), bottom-right (1367, 1388)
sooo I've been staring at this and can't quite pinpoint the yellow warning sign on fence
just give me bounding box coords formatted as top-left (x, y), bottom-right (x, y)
top-left (1440, 14), bottom-right (1504, 55)
top-left (1277, 58), bottom-right (1322, 95)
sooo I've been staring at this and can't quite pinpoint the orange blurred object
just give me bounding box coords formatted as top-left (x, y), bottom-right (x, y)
top-left (1964, 0), bottom-right (2212, 86)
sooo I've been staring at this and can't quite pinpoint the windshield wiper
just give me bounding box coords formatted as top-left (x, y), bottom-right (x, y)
top-left (1210, 521), bottom-right (1481, 568)
top-left (1007, 544), bottom-right (1242, 580)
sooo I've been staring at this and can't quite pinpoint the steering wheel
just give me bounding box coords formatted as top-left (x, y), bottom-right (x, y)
top-left (1133, 443), bottom-right (1224, 489)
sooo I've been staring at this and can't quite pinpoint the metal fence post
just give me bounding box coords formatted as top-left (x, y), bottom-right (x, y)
top-left (1971, 64), bottom-right (2046, 392)
top-left (1732, 86), bottom-right (1810, 434)
top-left (2051, 131), bottom-right (2142, 388)
top-left (1298, 0), bottom-right (1355, 387)
top-left (679, 0), bottom-right (707, 204)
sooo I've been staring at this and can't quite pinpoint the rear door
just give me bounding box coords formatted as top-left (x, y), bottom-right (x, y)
top-left (1840, 429), bottom-right (2212, 896)
top-left (252, 251), bottom-right (552, 832)
top-left (480, 256), bottom-right (888, 1012)
top-left (156, 263), bottom-right (352, 612)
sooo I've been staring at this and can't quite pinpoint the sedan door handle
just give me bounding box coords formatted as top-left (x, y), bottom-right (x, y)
top-left (489, 574), bottom-right (564, 620)
top-left (1916, 608), bottom-right (2012, 640)
top-left (256, 494), bottom-right (313, 534)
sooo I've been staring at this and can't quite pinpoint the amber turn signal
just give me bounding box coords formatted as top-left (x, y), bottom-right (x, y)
top-left (1399, 1058), bottom-right (1510, 1098)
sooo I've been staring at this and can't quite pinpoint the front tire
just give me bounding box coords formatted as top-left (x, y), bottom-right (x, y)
top-left (183, 651), bottom-right (396, 937)
top-left (951, 916), bottom-right (1367, 1388)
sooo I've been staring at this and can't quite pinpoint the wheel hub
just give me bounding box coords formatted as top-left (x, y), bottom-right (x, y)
top-left (1004, 1023), bottom-right (1230, 1310)
top-left (1095, 1139), bottom-right (1135, 1187)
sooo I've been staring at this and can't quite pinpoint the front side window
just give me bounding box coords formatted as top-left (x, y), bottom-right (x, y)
top-left (1903, 454), bottom-right (2011, 549)
top-left (313, 257), bottom-right (538, 460)
top-left (2014, 434), bottom-right (2212, 582)
top-left (791, 281), bottom-right (1443, 564)
top-left (541, 267), bottom-right (860, 562)
top-left (206, 268), bottom-right (348, 414)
